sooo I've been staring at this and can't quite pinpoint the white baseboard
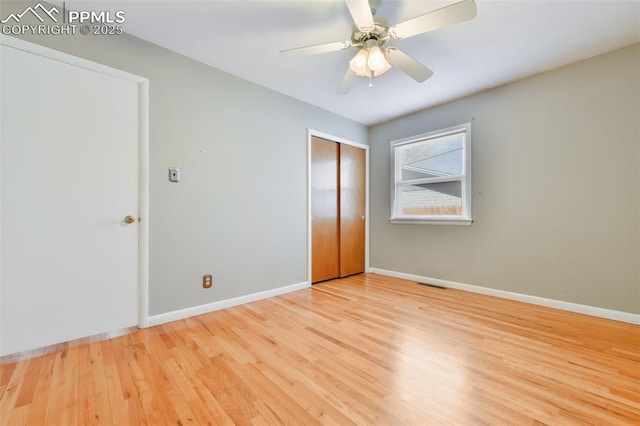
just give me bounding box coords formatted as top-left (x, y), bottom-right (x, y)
top-left (0, 326), bottom-right (137, 363)
top-left (147, 281), bottom-right (310, 327)
top-left (369, 268), bottom-right (640, 325)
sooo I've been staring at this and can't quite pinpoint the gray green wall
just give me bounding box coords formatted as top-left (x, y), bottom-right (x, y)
top-left (369, 43), bottom-right (640, 314)
top-left (3, 0), bottom-right (638, 318)
top-left (1, 1), bottom-right (366, 316)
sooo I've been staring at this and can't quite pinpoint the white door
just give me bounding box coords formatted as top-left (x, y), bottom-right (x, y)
top-left (1, 42), bottom-right (140, 356)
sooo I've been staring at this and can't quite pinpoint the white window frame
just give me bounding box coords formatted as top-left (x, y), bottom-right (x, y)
top-left (390, 123), bottom-right (472, 225)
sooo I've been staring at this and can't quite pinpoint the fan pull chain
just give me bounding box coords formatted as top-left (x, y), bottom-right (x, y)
top-left (369, 73), bottom-right (373, 88)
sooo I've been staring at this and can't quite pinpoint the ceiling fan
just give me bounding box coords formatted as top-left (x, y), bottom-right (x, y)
top-left (280, 0), bottom-right (477, 94)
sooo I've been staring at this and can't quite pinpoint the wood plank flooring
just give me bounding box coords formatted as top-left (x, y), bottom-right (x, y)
top-left (1, 273), bottom-right (639, 425)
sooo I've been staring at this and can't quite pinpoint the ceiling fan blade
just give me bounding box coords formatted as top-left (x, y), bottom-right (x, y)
top-left (336, 67), bottom-right (358, 95)
top-left (280, 41), bottom-right (351, 57)
top-left (384, 48), bottom-right (433, 82)
top-left (345, 0), bottom-right (375, 31)
top-left (389, 0), bottom-right (477, 40)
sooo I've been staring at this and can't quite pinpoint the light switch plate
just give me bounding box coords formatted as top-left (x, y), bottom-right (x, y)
top-left (168, 167), bottom-right (180, 182)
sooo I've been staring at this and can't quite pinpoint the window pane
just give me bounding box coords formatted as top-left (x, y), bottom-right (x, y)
top-left (396, 133), bottom-right (463, 180)
top-left (398, 181), bottom-right (462, 216)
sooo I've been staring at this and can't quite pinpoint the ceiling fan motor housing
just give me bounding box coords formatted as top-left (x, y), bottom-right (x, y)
top-left (351, 23), bottom-right (390, 48)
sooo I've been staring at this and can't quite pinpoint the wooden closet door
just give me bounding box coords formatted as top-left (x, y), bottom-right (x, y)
top-left (339, 143), bottom-right (366, 277)
top-left (311, 137), bottom-right (340, 283)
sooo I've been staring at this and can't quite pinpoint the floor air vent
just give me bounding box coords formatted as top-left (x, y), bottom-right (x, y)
top-left (417, 282), bottom-right (447, 290)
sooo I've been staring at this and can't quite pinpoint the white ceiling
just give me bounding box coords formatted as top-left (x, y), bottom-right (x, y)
top-left (62, 0), bottom-right (640, 125)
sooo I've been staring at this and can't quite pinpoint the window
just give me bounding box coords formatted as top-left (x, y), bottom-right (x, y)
top-left (390, 123), bottom-right (472, 225)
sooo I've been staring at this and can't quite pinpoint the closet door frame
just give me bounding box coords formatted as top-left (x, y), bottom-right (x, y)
top-left (307, 129), bottom-right (369, 285)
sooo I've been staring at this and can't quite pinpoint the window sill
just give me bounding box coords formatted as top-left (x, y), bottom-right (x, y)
top-left (389, 217), bottom-right (473, 226)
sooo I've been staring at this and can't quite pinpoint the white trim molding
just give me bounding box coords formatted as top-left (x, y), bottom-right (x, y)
top-left (369, 268), bottom-right (640, 325)
top-left (147, 281), bottom-right (310, 327)
top-left (0, 327), bottom-right (136, 365)
top-left (389, 123), bottom-right (472, 225)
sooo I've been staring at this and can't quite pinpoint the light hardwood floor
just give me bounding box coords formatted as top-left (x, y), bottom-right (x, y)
top-left (1, 273), bottom-right (639, 425)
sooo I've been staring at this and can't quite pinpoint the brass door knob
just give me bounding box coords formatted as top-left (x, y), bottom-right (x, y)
top-left (124, 215), bottom-right (135, 224)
